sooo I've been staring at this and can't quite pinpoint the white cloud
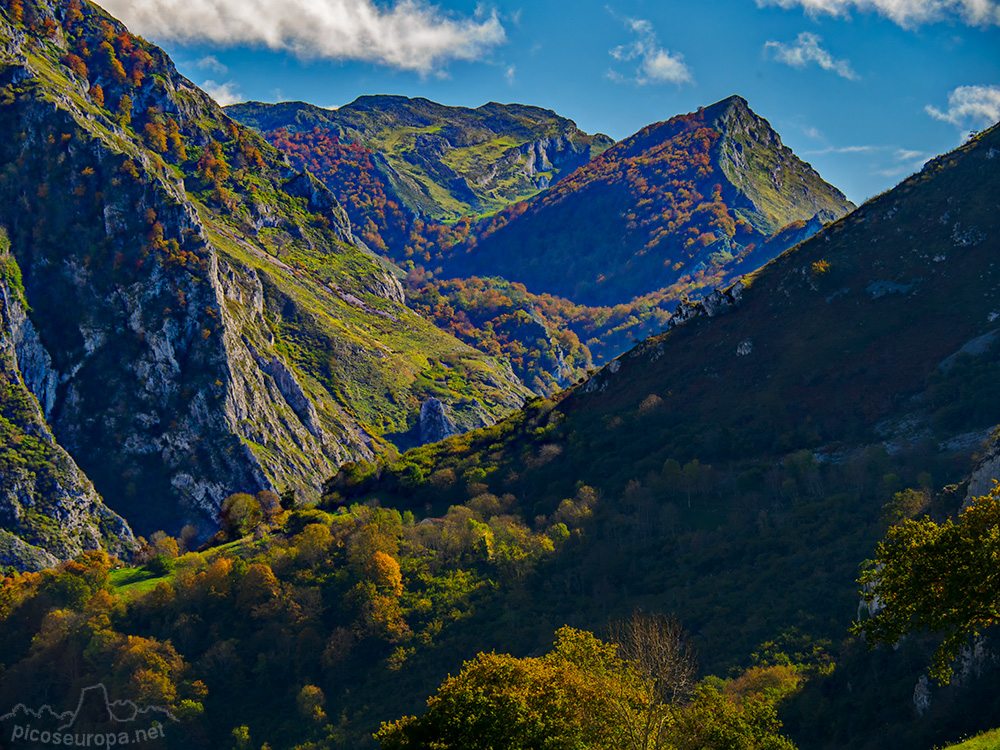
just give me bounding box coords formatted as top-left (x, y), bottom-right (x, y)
top-left (757, 0), bottom-right (1000, 27)
top-left (100, 0), bottom-right (506, 74)
top-left (641, 49), bottom-right (693, 84)
top-left (196, 55), bottom-right (228, 74)
top-left (803, 125), bottom-right (824, 139)
top-left (201, 79), bottom-right (244, 106)
top-left (875, 148), bottom-right (931, 177)
top-left (504, 64), bottom-right (516, 85)
top-left (804, 144), bottom-right (880, 154)
top-left (764, 32), bottom-right (858, 79)
top-left (926, 85), bottom-right (1000, 129)
top-left (895, 148), bottom-right (927, 161)
top-left (607, 14), bottom-right (692, 85)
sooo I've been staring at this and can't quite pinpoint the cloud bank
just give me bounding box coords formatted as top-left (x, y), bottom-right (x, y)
top-left (757, 0), bottom-right (1000, 27)
top-left (608, 16), bottom-right (692, 85)
top-left (99, 0), bottom-right (506, 74)
top-left (764, 32), bottom-right (858, 79)
top-left (926, 85), bottom-right (1000, 129)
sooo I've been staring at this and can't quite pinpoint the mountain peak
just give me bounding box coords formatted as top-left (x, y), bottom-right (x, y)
top-left (701, 95), bottom-right (775, 140)
top-left (704, 94), bottom-right (751, 116)
top-left (421, 94), bottom-right (854, 305)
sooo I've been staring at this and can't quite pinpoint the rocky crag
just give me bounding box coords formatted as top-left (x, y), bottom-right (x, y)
top-left (0, 0), bottom-right (528, 555)
top-left (0, 237), bottom-right (134, 569)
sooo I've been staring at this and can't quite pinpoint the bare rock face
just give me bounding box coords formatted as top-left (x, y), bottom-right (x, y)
top-left (965, 429), bottom-right (1000, 507)
top-left (913, 676), bottom-right (931, 716)
top-left (419, 398), bottom-right (458, 445)
top-left (0, 75), bottom-right (348, 536)
top-left (516, 135), bottom-right (593, 188)
top-left (0, 530), bottom-right (58, 571)
top-left (9, 297), bottom-right (59, 419)
top-left (0, 254), bottom-right (135, 567)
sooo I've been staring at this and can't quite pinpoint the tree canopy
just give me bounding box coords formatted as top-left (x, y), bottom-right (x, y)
top-left (854, 482), bottom-right (1000, 683)
top-left (377, 620), bottom-right (795, 750)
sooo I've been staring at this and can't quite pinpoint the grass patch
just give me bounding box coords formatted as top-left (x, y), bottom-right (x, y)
top-left (109, 567), bottom-right (172, 596)
top-left (941, 729), bottom-right (1000, 749)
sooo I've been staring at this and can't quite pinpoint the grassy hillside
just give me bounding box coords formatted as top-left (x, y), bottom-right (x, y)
top-left (227, 97), bottom-right (613, 220)
top-left (942, 730), bottom-right (1000, 749)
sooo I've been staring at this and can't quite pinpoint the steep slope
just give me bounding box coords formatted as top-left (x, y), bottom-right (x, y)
top-left (0, 236), bottom-right (134, 570)
top-left (318, 119), bottom-right (1000, 747)
top-left (426, 117), bottom-right (1000, 508)
top-left (426, 95), bottom-right (854, 305)
top-left (0, 0), bottom-right (527, 549)
top-left (227, 96), bottom-right (614, 220)
top-left (568, 123), bottom-right (997, 455)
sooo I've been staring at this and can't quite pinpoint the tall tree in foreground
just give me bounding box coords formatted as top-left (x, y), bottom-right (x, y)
top-left (606, 611), bottom-right (699, 750)
top-left (854, 482), bottom-right (1000, 683)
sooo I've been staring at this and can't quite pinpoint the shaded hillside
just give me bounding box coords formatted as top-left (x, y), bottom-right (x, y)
top-left (227, 97), bottom-right (613, 220)
top-left (0, 0), bottom-right (527, 554)
top-left (370, 115), bottom-right (1000, 518)
top-left (429, 95), bottom-right (854, 305)
top-left (318, 119), bottom-right (1000, 748)
top-left (0, 234), bottom-right (134, 569)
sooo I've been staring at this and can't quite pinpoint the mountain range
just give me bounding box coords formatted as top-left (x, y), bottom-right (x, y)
top-left (227, 96), bottom-right (614, 221)
top-left (1, 1), bottom-right (999, 749)
top-left (227, 93), bottom-right (854, 397)
top-left (229, 95), bottom-right (854, 309)
top-left (415, 94), bottom-right (854, 306)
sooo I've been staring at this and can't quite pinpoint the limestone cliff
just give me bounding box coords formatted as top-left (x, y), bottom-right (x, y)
top-left (0, 0), bottom-right (528, 551)
top-left (0, 243), bottom-right (134, 568)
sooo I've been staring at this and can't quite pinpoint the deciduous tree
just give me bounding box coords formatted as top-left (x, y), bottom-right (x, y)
top-left (854, 482), bottom-right (1000, 682)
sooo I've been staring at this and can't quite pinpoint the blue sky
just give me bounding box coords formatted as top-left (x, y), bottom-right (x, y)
top-left (101, 0), bottom-right (1000, 204)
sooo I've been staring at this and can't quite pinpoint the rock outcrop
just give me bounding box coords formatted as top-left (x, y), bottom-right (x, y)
top-left (666, 279), bottom-right (747, 330)
top-left (0, 247), bottom-right (135, 567)
top-left (966, 428), bottom-right (1000, 506)
top-left (419, 398), bottom-right (458, 444)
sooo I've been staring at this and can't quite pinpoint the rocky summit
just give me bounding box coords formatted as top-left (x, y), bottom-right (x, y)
top-left (425, 95), bottom-right (855, 306)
